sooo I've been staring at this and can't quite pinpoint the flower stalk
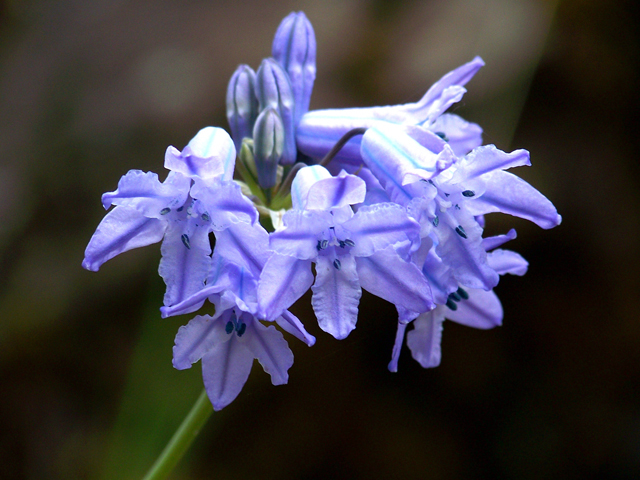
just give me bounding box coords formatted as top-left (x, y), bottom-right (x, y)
top-left (141, 389), bottom-right (212, 480)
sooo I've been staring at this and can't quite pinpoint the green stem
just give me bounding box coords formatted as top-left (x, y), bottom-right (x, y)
top-left (141, 389), bottom-right (213, 480)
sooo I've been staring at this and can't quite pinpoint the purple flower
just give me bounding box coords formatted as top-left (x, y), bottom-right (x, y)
top-left (388, 230), bottom-right (529, 371)
top-left (258, 165), bottom-right (434, 339)
top-left (296, 57), bottom-right (485, 168)
top-left (83, 127), bottom-right (257, 306)
top-left (162, 221), bottom-right (315, 410)
top-left (360, 123), bottom-right (561, 292)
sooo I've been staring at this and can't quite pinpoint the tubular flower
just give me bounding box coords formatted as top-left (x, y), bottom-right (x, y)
top-left (258, 165), bottom-right (433, 339)
top-left (296, 57), bottom-right (485, 168)
top-left (162, 221), bottom-right (314, 410)
top-left (83, 127), bottom-right (257, 306)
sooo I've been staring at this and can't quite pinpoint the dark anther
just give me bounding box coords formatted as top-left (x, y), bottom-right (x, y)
top-left (445, 298), bottom-right (458, 311)
top-left (432, 216), bottom-right (439, 227)
top-left (160, 207), bottom-right (171, 215)
top-left (457, 287), bottom-right (469, 300)
top-left (333, 259), bottom-right (341, 270)
top-left (462, 190), bottom-right (475, 197)
top-left (455, 204), bottom-right (461, 210)
top-left (448, 291), bottom-right (461, 302)
top-left (455, 226), bottom-right (467, 239)
top-left (236, 322), bottom-right (247, 337)
top-left (339, 240), bottom-right (346, 248)
top-left (321, 239), bottom-right (328, 249)
top-left (316, 240), bottom-right (322, 251)
top-left (181, 234), bottom-right (191, 249)
top-left (177, 206), bottom-right (184, 212)
top-left (202, 212), bottom-right (211, 222)
top-left (444, 193), bottom-right (450, 197)
top-left (225, 321), bottom-right (234, 334)
top-left (344, 239), bottom-right (355, 247)
top-left (435, 132), bottom-right (449, 142)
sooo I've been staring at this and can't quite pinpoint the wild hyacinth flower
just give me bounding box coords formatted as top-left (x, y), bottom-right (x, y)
top-left (296, 57), bottom-right (485, 168)
top-left (360, 123), bottom-right (561, 292)
top-left (83, 127), bottom-right (257, 306)
top-left (161, 221), bottom-right (314, 410)
top-left (388, 229), bottom-right (529, 371)
top-left (258, 165), bottom-right (434, 339)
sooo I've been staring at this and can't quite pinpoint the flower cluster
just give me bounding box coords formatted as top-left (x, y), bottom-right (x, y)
top-left (83, 12), bottom-right (560, 410)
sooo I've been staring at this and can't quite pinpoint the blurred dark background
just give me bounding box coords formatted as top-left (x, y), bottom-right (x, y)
top-left (1, 0), bottom-right (639, 479)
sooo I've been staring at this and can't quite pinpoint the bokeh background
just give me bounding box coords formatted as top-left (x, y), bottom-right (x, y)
top-left (1, 0), bottom-right (639, 479)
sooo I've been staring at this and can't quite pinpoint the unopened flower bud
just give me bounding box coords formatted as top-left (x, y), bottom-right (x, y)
top-left (226, 65), bottom-right (258, 152)
top-left (253, 107), bottom-right (284, 189)
top-left (272, 11), bottom-right (316, 125)
top-left (255, 58), bottom-right (296, 164)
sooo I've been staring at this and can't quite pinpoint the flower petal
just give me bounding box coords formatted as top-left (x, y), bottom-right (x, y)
top-left (82, 206), bottom-right (166, 271)
top-left (159, 216), bottom-right (212, 306)
top-left (406, 310), bottom-right (445, 368)
top-left (275, 310), bottom-right (316, 346)
top-left (191, 179), bottom-right (258, 228)
top-left (160, 256), bottom-right (238, 318)
top-left (269, 209), bottom-right (331, 260)
top-left (429, 114), bottom-right (482, 156)
top-left (242, 316), bottom-right (294, 386)
top-left (356, 246), bottom-right (434, 313)
top-left (452, 145), bottom-right (530, 183)
top-left (212, 221), bottom-right (271, 278)
top-left (101, 170), bottom-right (190, 217)
top-left (258, 254), bottom-right (314, 320)
top-left (311, 253), bottom-right (362, 339)
top-left (173, 313), bottom-right (229, 370)
top-left (165, 127), bottom-right (235, 180)
top-left (481, 228), bottom-right (517, 251)
top-left (433, 210), bottom-right (499, 290)
top-left (445, 288), bottom-right (503, 329)
top-left (201, 331), bottom-right (254, 410)
top-left (342, 202), bottom-right (421, 257)
top-left (487, 249), bottom-right (528, 276)
top-left (388, 321), bottom-right (408, 372)
top-left (412, 56), bottom-right (484, 115)
top-left (360, 125), bottom-right (435, 204)
top-left (466, 170), bottom-right (562, 229)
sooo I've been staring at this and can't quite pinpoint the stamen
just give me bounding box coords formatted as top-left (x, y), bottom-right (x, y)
top-left (236, 322), bottom-right (247, 337)
top-left (445, 298), bottom-right (458, 310)
top-left (160, 208), bottom-right (171, 215)
top-left (321, 239), bottom-right (328, 249)
top-left (457, 287), bottom-right (469, 300)
top-left (448, 291), bottom-right (461, 302)
top-left (435, 132), bottom-right (449, 142)
top-left (181, 234), bottom-right (191, 249)
top-left (225, 321), bottom-right (234, 334)
top-left (201, 212), bottom-right (211, 222)
top-left (343, 239), bottom-right (355, 247)
top-left (455, 226), bottom-right (467, 239)
top-left (177, 206), bottom-right (184, 212)
top-left (316, 240), bottom-right (322, 251)
top-left (462, 190), bottom-right (475, 197)
top-left (333, 259), bottom-right (341, 270)
top-left (432, 216), bottom-right (439, 227)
